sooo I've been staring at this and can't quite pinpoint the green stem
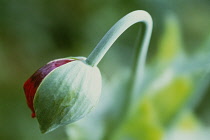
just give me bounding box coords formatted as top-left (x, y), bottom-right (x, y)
top-left (86, 10), bottom-right (152, 67)
top-left (86, 10), bottom-right (153, 107)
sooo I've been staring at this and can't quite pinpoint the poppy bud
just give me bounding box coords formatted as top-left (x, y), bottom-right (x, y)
top-left (23, 57), bottom-right (102, 133)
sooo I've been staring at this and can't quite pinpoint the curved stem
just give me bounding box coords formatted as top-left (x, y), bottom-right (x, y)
top-left (86, 10), bottom-right (152, 68)
top-left (86, 10), bottom-right (153, 103)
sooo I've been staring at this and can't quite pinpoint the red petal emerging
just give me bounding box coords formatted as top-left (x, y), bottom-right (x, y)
top-left (23, 59), bottom-right (73, 118)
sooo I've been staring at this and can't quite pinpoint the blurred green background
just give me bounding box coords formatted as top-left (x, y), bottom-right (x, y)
top-left (0, 0), bottom-right (210, 140)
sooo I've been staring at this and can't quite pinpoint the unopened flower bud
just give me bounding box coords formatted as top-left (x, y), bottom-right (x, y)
top-left (23, 57), bottom-right (102, 133)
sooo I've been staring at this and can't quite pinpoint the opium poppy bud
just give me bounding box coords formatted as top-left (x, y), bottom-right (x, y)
top-left (23, 57), bottom-right (102, 133)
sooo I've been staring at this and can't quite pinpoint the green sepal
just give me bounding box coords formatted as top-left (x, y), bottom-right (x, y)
top-left (34, 60), bottom-right (101, 133)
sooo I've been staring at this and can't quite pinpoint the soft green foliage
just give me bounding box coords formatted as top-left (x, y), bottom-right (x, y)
top-left (112, 98), bottom-right (164, 140)
top-left (165, 111), bottom-right (210, 140)
top-left (175, 111), bottom-right (200, 130)
top-left (0, 0), bottom-right (210, 140)
top-left (157, 14), bottom-right (183, 66)
top-left (151, 76), bottom-right (193, 126)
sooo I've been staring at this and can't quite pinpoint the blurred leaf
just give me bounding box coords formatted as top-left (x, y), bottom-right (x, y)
top-left (151, 75), bottom-right (193, 126)
top-left (164, 111), bottom-right (210, 140)
top-left (156, 13), bottom-right (184, 67)
top-left (176, 112), bottom-right (200, 130)
top-left (112, 98), bottom-right (164, 140)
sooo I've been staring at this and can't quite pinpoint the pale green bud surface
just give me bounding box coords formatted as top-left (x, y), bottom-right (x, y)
top-left (34, 60), bottom-right (102, 133)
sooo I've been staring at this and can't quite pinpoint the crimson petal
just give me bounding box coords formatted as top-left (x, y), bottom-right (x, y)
top-left (23, 59), bottom-right (73, 118)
